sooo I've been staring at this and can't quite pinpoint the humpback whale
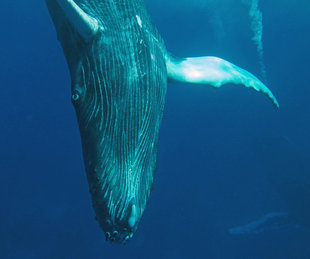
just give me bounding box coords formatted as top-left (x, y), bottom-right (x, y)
top-left (228, 212), bottom-right (292, 235)
top-left (229, 137), bottom-right (310, 236)
top-left (46, 0), bottom-right (278, 243)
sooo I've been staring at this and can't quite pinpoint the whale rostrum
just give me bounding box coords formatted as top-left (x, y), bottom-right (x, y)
top-left (46, 0), bottom-right (278, 243)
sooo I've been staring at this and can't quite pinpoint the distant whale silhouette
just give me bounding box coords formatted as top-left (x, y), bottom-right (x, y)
top-left (229, 212), bottom-right (294, 235)
top-left (229, 137), bottom-right (310, 236)
top-left (46, 0), bottom-right (278, 243)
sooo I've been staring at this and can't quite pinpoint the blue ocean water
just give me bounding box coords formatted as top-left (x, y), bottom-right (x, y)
top-left (1, 1), bottom-right (310, 258)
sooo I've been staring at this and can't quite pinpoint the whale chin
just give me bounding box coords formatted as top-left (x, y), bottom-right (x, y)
top-left (95, 201), bottom-right (139, 244)
top-left (102, 221), bottom-right (135, 244)
top-left (86, 165), bottom-right (142, 243)
top-left (102, 218), bottom-right (136, 244)
top-left (104, 230), bottom-right (133, 244)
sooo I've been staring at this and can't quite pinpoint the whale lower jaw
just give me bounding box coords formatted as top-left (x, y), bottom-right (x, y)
top-left (99, 203), bottom-right (139, 244)
top-left (84, 158), bottom-right (156, 243)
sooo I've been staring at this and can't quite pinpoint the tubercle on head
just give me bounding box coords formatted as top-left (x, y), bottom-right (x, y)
top-left (102, 219), bottom-right (135, 244)
top-left (97, 200), bottom-right (139, 244)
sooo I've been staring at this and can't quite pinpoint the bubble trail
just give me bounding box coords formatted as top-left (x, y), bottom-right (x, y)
top-left (196, 0), bottom-right (267, 80)
top-left (247, 0), bottom-right (267, 81)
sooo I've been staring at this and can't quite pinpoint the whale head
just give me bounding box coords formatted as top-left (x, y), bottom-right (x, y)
top-left (46, 0), bottom-right (167, 243)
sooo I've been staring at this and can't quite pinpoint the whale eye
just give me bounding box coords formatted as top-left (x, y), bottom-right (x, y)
top-left (71, 90), bottom-right (80, 103)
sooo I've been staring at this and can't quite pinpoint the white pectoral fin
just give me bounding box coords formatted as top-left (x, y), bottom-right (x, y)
top-left (55, 0), bottom-right (99, 42)
top-left (166, 55), bottom-right (279, 107)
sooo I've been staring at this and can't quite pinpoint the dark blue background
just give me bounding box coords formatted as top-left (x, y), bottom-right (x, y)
top-left (1, 1), bottom-right (309, 258)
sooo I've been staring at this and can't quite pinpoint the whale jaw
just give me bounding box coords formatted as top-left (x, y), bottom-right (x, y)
top-left (83, 143), bottom-right (159, 243)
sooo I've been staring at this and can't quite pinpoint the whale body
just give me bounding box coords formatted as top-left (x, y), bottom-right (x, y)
top-left (46, 0), bottom-right (278, 243)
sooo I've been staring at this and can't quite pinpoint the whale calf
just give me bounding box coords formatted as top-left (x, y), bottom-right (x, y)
top-left (46, 0), bottom-right (278, 243)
